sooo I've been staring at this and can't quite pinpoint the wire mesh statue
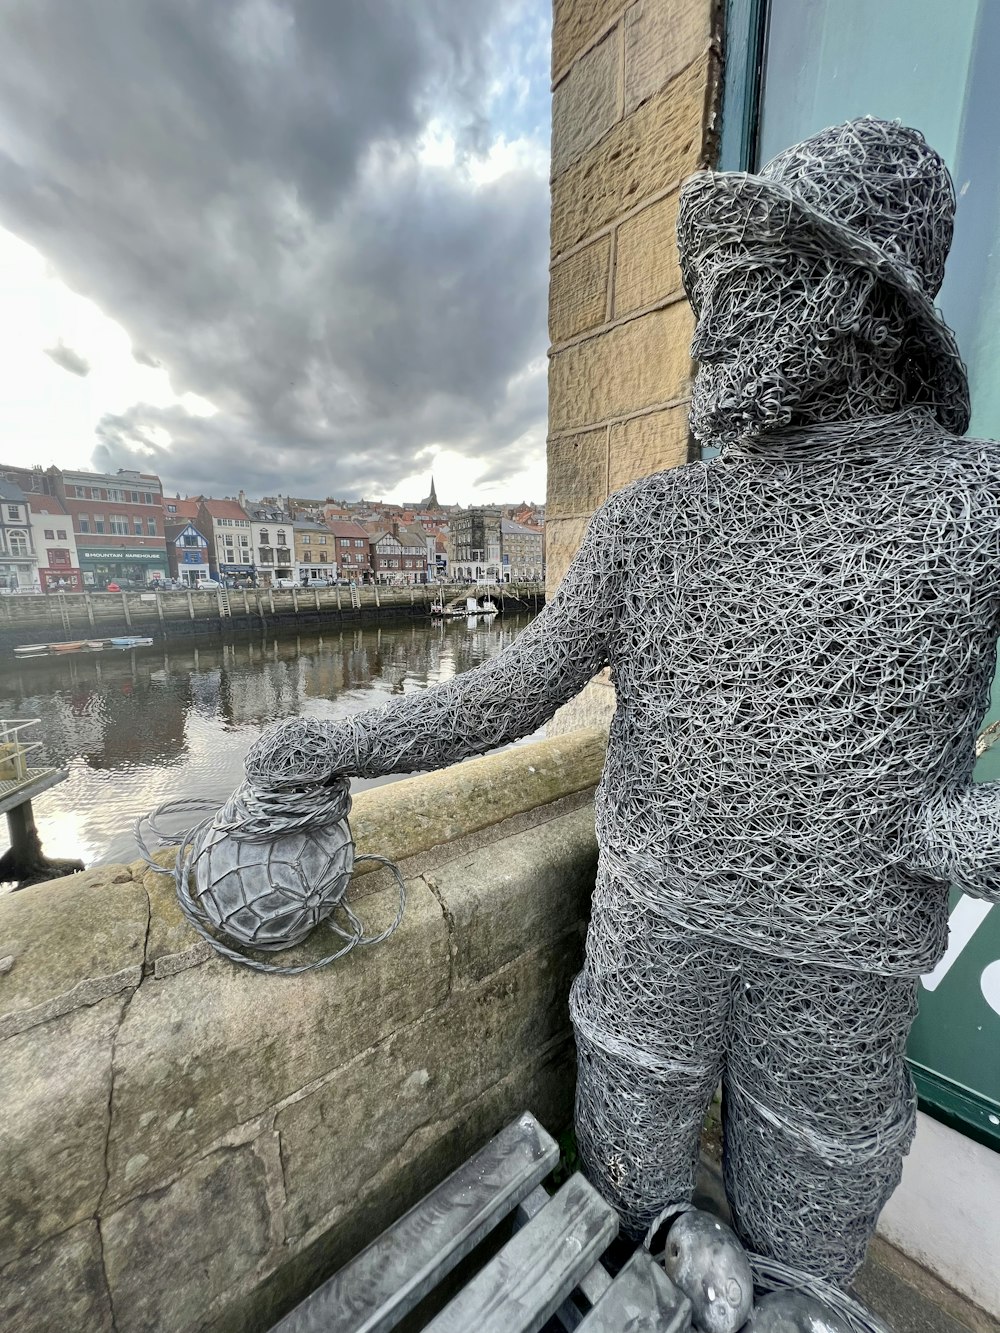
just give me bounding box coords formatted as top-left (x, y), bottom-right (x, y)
top-left (243, 118), bottom-right (1000, 1287)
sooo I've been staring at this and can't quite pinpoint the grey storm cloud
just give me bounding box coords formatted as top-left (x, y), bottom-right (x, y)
top-left (44, 340), bottom-right (90, 377)
top-left (0, 0), bottom-right (551, 499)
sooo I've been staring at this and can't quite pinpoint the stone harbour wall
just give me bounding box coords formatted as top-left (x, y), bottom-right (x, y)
top-left (0, 731), bottom-right (606, 1333)
top-left (546, 0), bottom-right (721, 731)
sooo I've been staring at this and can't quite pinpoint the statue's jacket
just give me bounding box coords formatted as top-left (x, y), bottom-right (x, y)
top-left (345, 412), bottom-right (1000, 977)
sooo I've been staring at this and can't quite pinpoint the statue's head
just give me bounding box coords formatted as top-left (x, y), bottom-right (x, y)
top-left (678, 118), bottom-right (970, 444)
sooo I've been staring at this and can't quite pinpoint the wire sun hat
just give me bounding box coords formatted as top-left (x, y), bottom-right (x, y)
top-left (677, 116), bottom-right (970, 434)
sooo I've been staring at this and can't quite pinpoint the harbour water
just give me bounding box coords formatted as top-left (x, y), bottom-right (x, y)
top-left (0, 611), bottom-right (536, 873)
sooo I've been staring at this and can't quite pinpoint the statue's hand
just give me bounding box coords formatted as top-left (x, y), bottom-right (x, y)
top-left (244, 717), bottom-right (353, 791)
top-left (915, 782), bottom-right (1000, 902)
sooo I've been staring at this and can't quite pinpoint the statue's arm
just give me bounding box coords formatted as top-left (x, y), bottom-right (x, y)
top-left (915, 784), bottom-right (1000, 902)
top-left (246, 497), bottom-right (619, 784)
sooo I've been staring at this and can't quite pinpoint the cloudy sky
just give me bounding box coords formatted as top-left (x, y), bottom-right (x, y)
top-left (0, 1), bottom-right (551, 505)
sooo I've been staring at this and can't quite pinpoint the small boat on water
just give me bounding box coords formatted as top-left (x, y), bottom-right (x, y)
top-left (12, 635), bottom-right (155, 658)
top-left (432, 596), bottom-right (501, 619)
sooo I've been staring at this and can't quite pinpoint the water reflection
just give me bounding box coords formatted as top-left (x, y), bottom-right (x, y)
top-left (0, 613), bottom-right (534, 869)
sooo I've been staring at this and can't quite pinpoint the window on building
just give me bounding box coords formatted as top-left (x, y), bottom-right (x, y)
top-left (43, 528), bottom-right (54, 540)
top-left (93, 518), bottom-right (105, 534)
top-left (143, 492), bottom-right (154, 505)
top-left (183, 534), bottom-right (199, 547)
top-left (354, 539), bottom-right (364, 547)
top-left (57, 529), bottom-right (66, 540)
top-left (167, 503), bottom-right (177, 513)
top-left (259, 529), bottom-right (269, 544)
top-left (65, 485), bottom-right (76, 498)
top-left (302, 534), bottom-right (311, 544)
top-left (134, 519), bottom-right (143, 535)
top-left (303, 551), bottom-right (312, 562)
top-left (277, 530), bottom-right (286, 545)
top-left (8, 530), bottom-right (28, 556)
top-left (319, 535), bottom-right (327, 544)
top-left (110, 515), bottom-right (129, 535)
top-left (319, 551), bottom-right (328, 563)
top-left (6, 505), bottom-right (19, 521)
top-left (78, 515), bottom-right (90, 533)
top-left (239, 535), bottom-right (249, 546)
top-left (50, 549), bottom-right (70, 566)
top-left (147, 518), bottom-right (157, 536)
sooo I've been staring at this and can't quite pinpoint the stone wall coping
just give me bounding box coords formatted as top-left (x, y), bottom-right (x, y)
top-left (0, 727), bottom-right (607, 1041)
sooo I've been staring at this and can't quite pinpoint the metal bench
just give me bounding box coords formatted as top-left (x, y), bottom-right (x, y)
top-left (270, 1111), bottom-right (693, 1333)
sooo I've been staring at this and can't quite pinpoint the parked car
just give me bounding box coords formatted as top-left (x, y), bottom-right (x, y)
top-left (273, 577), bottom-right (297, 589)
top-left (196, 576), bottom-right (221, 589)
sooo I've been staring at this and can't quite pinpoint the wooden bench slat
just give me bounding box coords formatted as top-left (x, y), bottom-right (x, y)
top-left (517, 1184), bottom-right (614, 1314)
top-left (575, 1249), bottom-right (693, 1333)
top-left (423, 1173), bottom-right (618, 1333)
top-left (270, 1111), bottom-right (558, 1333)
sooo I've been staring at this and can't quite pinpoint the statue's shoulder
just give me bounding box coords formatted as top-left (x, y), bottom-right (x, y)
top-left (937, 434), bottom-right (1000, 496)
top-left (940, 433), bottom-right (1000, 471)
top-left (602, 461), bottom-right (704, 531)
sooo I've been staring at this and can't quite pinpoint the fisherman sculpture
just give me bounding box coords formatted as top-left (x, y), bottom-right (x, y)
top-left (243, 119), bottom-right (1000, 1287)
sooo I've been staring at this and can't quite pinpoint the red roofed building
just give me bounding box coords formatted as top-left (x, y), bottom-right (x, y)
top-left (194, 497), bottom-right (255, 580)
top-left (327, 520), bottom-right (372, 582)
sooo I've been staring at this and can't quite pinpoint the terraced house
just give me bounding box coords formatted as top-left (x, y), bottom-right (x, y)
top-left (0, 479), bottom-right (37, 592)
top-left (370, 523), bottom-right (429, 585)
top-left (293, 519), bottom-right (334, 582)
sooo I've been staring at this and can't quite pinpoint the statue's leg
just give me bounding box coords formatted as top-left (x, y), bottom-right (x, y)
top-left (570, 860), bottom-right (736, 1237)
top-left (723, 952), bottom-right (919, 1286)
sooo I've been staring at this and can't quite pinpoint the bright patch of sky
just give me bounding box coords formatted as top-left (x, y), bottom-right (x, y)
top-left (0, 227), bottom-right (216, 470)
top-left (0, 0), bottom-right (552, 503)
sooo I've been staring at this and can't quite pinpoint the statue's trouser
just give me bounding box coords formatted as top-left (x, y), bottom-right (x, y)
top-left (569, 860), bottom-right (919, 1286)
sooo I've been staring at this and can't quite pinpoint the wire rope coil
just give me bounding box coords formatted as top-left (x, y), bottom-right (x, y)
top-left (135, 777), bottom-right (406, 974)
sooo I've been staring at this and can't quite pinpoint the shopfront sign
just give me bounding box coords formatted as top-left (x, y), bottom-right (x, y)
top-left (77, 547), bottom-right (168, 562)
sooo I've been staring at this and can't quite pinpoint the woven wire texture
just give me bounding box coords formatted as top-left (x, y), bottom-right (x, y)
top-left (241, 118), bottom-right (1000, 1279)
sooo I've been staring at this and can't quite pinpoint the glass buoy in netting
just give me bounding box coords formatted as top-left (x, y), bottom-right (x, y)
top-left (186, 808), bottom-right (356, 950)
top-left (136, 771), bottom-right (405, 974)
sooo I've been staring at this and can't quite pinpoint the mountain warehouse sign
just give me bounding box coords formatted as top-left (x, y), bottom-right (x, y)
top-left (77, 548), bottom-right (166, 561)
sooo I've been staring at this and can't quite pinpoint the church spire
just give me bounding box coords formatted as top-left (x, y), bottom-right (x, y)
top-left (421, 473), bottom-right (440, 508)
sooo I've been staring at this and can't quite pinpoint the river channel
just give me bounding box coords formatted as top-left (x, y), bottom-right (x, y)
top-left (0, 611), bottom-right (536, 873)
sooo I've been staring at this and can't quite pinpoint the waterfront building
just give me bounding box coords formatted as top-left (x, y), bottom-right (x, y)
top-left (293, 519), bottom-right (335, 583)
top-left (500, 518), bottom-right (545, 582)
top-left (0, 480), bottom-right (39, 592)
top-left (239, 494), bottom-right (295, 586)
top-left (194, 497), bottom-right (255, 581)
top-left (447, 507), bottom-right (502, 583)
top-left (44, 466), bottom-right (168, 588)
top-left (165, 520), bottom-right (211, 586)
top-left (27, 494), bottom-right (82, 591)
top-left (327, 519), bottom-right (372, 581)
top-left (370, 523), bottom-right (430, 585)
